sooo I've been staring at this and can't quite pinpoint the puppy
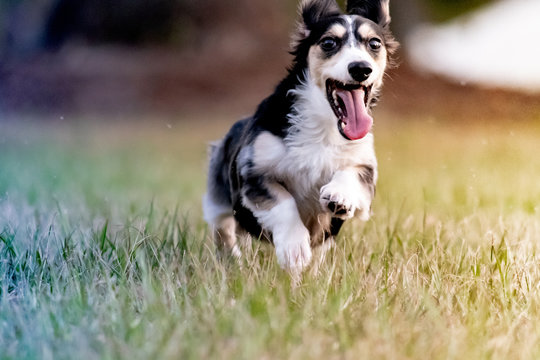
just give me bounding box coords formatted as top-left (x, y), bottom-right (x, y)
top-left (203, 0), bottom-right (398, 274)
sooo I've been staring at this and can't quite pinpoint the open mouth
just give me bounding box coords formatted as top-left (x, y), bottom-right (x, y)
top-left (326, 79), bottom-right (373, 141)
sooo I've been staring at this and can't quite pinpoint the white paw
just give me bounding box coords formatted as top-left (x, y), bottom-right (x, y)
top-left (274, 226), bottom-right (312, 274)
top-left (320, 183), bottom-right (356, 219)
top-left (320, 183), bottom-right (371, 221)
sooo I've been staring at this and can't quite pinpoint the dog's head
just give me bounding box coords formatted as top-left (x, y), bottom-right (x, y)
top-left (291, 0), bottom-right (398, 141)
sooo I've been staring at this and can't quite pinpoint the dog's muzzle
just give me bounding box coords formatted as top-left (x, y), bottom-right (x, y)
top-left (326, 79), bottom-right (373, 141)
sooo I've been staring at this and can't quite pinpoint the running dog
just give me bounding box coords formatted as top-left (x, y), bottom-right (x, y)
top-left (203, 0), bottom-right (398, 274)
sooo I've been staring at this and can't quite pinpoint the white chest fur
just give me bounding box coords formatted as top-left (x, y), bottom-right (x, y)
top-left (252, 130), bottom-right (376, 200)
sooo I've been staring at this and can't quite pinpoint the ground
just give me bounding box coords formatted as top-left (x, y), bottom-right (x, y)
top-left (2, 101), bottom-right (540, 358)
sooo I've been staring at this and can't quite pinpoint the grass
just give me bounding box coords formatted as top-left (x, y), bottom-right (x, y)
top-left (1, 114), bottom-right (540, 359)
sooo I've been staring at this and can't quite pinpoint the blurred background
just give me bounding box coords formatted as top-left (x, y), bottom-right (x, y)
top-left (1, 0), bottom-right (539, 121)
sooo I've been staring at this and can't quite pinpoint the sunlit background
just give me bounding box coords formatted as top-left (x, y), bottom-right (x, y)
top-left (2, 1), bottom-right (540, 359)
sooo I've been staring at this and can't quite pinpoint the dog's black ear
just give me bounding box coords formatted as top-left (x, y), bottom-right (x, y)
top-left (291, 0), bottom-right (342, 51)
top-left (301, 0), bottom-right (342, 29)
top-left (347, 0), bottom-right (391, 27)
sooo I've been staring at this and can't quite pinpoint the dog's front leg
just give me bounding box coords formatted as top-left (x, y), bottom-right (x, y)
top-left (241, 182), bottom-right (312, 274)
top-left (237, 133), bottom-right (312, 274)
top-left (320, 165), bottom-right (377, 221)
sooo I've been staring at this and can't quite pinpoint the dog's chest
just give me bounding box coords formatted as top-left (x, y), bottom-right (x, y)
top-left (280, 142), bottom-right (339, 194)
top-left (284, 138), bottom-right (373, 197)
top-left (252, 131), bottom-right (375, 195)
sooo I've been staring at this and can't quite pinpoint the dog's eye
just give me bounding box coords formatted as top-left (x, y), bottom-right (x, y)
top-left (368, 38), bottom-right (382, 50)
top-left (320, 37), bottom-right (339, 51)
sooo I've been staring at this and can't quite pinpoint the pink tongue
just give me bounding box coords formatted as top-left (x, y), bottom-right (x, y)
top-left (336, 88), bottom-right (373, 140)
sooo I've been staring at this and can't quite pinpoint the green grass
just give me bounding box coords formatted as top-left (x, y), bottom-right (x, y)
top-left (2, 115), bottom-right (540, 359)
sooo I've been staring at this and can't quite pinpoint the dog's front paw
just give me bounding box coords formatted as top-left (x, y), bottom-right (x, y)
top-left (320, 183), bottom-right (372, 221)
top-left (274, 226), bottom-right (312, 275)
top-left (320, 184), bottom-right (355, 219)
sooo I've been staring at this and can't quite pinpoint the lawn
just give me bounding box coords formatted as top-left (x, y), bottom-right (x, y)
top-left (1, 114), bottom-right (540, 359)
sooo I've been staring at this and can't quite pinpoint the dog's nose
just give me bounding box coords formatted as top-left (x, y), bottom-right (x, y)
top-left (348, 61), bottom-right (372, 82)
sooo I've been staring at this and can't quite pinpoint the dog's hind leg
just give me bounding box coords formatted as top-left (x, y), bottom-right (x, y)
top-left (203, 194), bottom-right (242, 259)
top-left (214, 215), bottom-right (242, 259)
top-left (203, 122), bottom-right (248, 260)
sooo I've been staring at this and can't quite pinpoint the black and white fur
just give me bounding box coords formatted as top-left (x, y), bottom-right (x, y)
top-left (203, 0), bottom-right (398, 275)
